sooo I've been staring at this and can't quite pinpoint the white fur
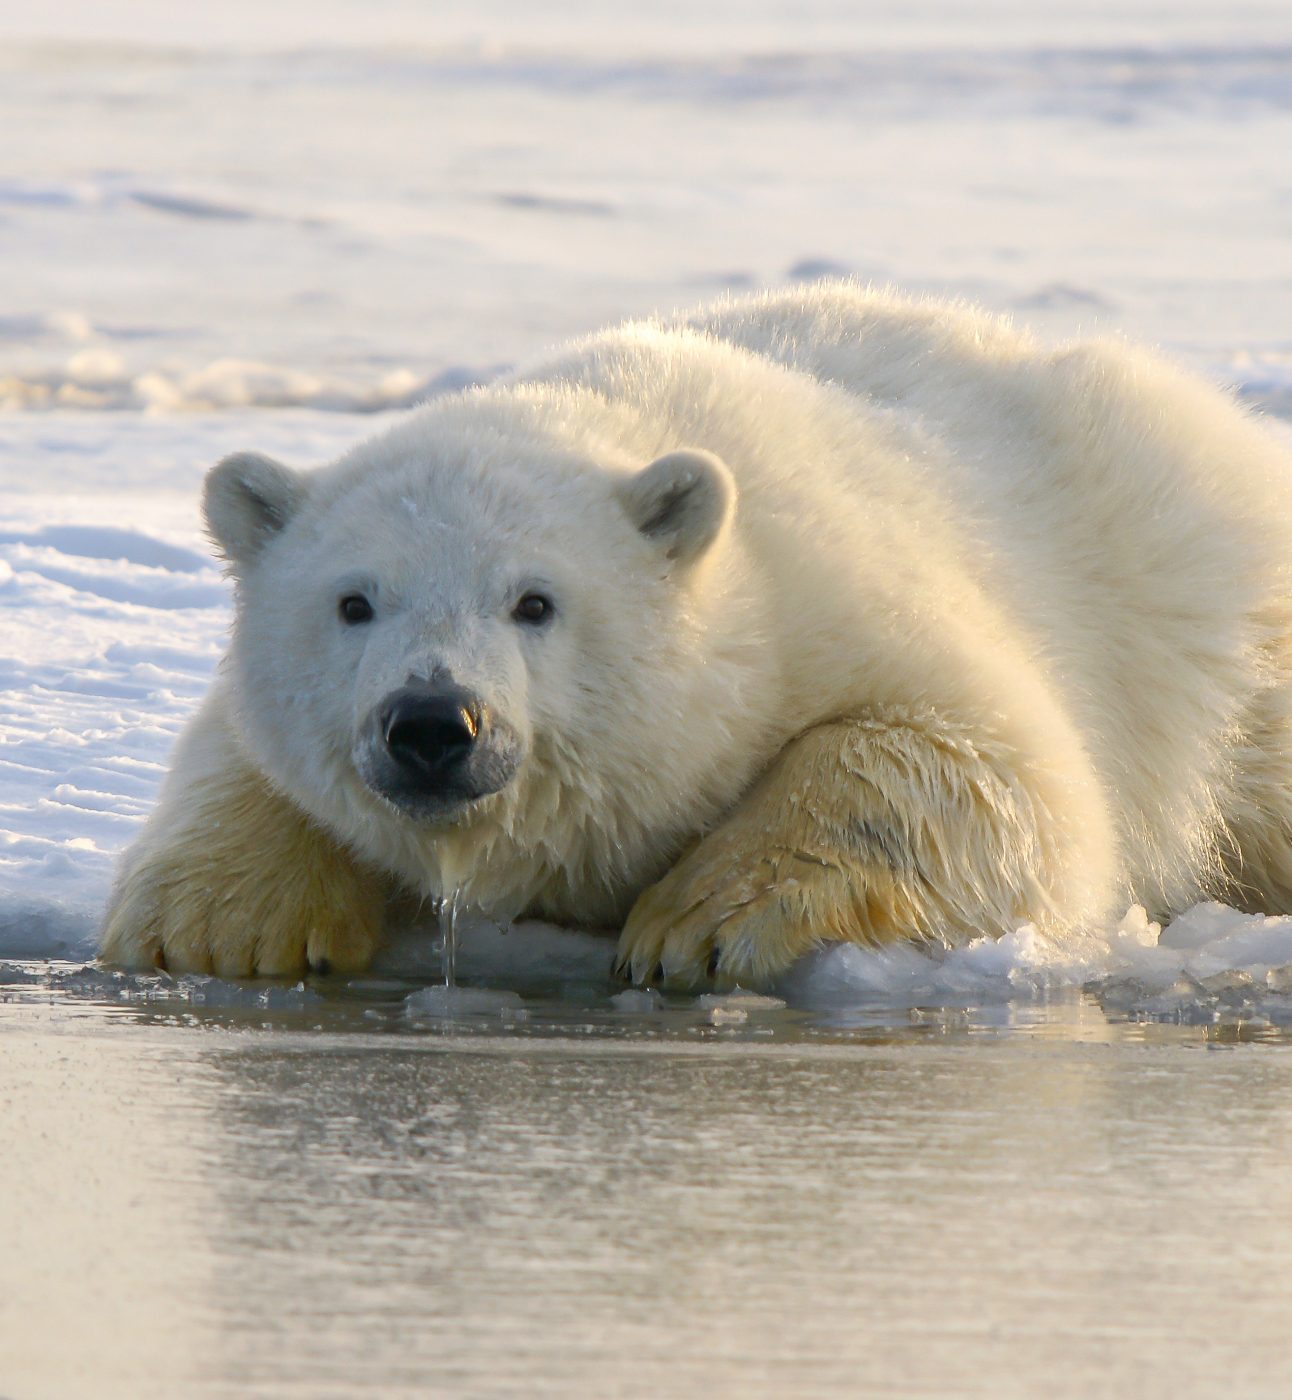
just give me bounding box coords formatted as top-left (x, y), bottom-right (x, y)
top-left (106, 284), bottom-right (1292, 970)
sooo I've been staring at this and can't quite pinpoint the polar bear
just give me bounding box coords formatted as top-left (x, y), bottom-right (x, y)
top-left (100, 283), bottom-right (1292, 986)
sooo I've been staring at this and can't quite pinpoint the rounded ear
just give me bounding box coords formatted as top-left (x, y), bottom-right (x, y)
top-left (204, 451), bottom-right (307, 570)
top-left (617, 448), bottom-right (736, 566)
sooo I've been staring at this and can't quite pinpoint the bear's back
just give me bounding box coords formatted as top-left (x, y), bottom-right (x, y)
top-left (682, 283), bottom-right (1292, 914)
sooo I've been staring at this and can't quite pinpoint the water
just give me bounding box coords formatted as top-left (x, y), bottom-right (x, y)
top-left (2, 979), bottom-right (1291, 1400)
top-left (440, 890), bottom-right (461, 989)
top-left (411, 893), bottom-right (539, 1019)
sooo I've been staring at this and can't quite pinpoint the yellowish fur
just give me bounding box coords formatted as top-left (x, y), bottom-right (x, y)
top-left (617, 710), bottom-right (1062, 988)
top-left (101, 717), bottom-right (382, 977)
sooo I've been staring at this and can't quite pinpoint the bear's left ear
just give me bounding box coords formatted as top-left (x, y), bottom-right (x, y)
top-left (203, 451), bottom-right (308, 572)
top-left (617, 448), bottom-right (736, 566)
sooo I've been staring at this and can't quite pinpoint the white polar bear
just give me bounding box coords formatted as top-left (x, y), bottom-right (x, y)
top-left (101, 283), bottom-right (1292, 986)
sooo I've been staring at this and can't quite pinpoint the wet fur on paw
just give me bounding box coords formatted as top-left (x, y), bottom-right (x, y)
top-left (616, 711), bottom-right (1061, 989)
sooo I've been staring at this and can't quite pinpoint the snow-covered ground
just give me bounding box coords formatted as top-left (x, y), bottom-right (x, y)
top-left (4, 0), bottom-right (1292, 1022)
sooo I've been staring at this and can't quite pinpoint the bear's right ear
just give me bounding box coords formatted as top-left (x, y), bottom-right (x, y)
top-left (203, 451), bottom-right (307, 570)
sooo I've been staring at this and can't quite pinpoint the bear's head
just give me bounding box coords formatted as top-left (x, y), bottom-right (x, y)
top-left (203, 392), bottom-right (770, 922)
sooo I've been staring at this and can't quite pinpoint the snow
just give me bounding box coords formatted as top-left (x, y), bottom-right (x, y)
top-left (2, 4), bottom-right (1292, 409)
top-left (4, 0), bottom-right (1292, 1024)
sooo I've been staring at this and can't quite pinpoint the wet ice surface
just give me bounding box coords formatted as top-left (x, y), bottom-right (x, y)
top-left (4, 981), bottom-right (1292, 1400)
top-left (10, 897), bottom-right (1292, 1040)
top-left (10, 887), bottom-right (1292, 1399)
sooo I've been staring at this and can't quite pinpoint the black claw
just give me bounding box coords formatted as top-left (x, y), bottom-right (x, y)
top-left (651, 962), bottom-right (664, 985)
top-left (707, 950), bottom-right (721, 978)
top-left (152, 947), bottom-right (168, 973)
top-left (310, 956), bottom-right (332, 976)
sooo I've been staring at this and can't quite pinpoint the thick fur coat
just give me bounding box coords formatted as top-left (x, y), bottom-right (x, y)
top-left (101, 284), bottom-right (1292, 984)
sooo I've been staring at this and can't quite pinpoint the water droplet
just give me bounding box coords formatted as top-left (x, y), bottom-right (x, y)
top-left (438, 889), bottom-right (462, 988)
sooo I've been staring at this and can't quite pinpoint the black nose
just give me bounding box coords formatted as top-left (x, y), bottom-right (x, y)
top-left (381, 688), bottom-right (482, 779)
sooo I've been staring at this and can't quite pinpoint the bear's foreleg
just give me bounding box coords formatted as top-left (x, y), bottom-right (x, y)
top-left (100, 701), bottom-right (384, 977)
top-left (616, 710), bottom-right (1062, 989)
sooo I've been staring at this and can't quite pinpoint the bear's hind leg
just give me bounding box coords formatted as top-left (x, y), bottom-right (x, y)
top-left (1202, 626), bottom-right (1292, 916)
top-left (616, 710), bottom-right (1070, 989)
top-left (1219, 733), bottom-right (1292, 917)
top-left (100, 704), bottom-right (384, 977)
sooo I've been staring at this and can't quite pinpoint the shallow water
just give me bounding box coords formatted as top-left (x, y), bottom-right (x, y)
top-left (3, 964), bottom-right (1291, 1400)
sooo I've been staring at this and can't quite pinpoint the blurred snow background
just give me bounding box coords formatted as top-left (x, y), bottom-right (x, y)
top-left (4, 0), bottom-right (1292, 410)
top-left (3, 0), bottom-right (1292, 1019)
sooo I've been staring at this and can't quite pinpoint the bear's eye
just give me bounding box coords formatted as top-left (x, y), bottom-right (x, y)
top-left (513, 592), bottom-right (554, 625)
top-left (338, 594), bottom-right (374, 625)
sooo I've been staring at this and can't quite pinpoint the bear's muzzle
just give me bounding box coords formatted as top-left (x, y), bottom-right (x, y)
top-left (357, 679), bottom-right (519, 820)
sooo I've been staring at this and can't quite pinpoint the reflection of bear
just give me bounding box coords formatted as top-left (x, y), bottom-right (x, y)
top-left (101, 283), bottom-right (1292, 986)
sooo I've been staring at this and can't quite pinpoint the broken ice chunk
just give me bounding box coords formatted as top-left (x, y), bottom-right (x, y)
top-left (404, 985), bottom-right (525, 1018)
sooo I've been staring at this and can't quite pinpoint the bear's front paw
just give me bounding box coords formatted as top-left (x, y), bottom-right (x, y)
top-left (100, 839), bottom-right (383, 979)
top-left (615, 842), bottom-right (848, 992)
top-left (615, 712), bottom-right (1062, 992)
top-left (613, 718), bottom-right (960, 991)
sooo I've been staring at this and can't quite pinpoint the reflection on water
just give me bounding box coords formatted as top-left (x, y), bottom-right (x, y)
top-left (3, 981), bottom-right (1292, 1399)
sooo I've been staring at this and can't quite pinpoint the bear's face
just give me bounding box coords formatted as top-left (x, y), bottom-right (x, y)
top-left (202, 412), bottom-right (745, 909)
